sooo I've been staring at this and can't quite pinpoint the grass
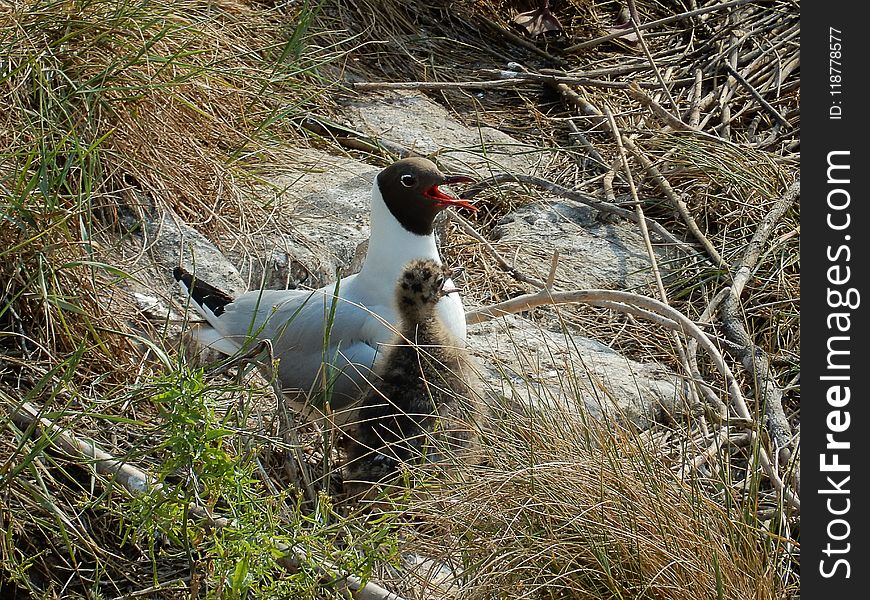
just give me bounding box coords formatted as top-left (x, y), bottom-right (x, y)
top-left (395, 392), bottom-right (792, 599)
top-left (2, 0), bottom-right (799, 598)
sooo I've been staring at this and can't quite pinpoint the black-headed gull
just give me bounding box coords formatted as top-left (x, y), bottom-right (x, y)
top-left (174, 158), bottom-right (475, 420)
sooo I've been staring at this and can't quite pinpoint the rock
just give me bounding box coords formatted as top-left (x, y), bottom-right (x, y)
top-left (467, 314), bottom-right (689, 429)
top-left (491, 200), bottom-right (669, 292)
top-left (339, 90), bottom-right (544, 177)
top-left (145, 209), bottom-right (246, 297)
top-left (224, 150), bottom-right (377, 290)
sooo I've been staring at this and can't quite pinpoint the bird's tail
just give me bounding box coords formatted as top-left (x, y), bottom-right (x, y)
top-left (173, 266), bottom-right (234, 327)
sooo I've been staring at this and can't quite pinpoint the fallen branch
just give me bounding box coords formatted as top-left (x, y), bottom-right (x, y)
top-left (465, 287), bottom-right (799, 512)
top-left (351, 74), bottom-right (672, 92)
top-left (730, 179), bottom-right (800, 298)
top-left (716, 180), bottom-right (800, 463)
top-left (9, 401), bottom-right (407, 600)
top-left (719, 294), bottom-right (792, 463)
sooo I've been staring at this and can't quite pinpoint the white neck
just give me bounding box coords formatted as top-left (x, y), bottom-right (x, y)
top-left (356, 181), bottom-right (442, 294)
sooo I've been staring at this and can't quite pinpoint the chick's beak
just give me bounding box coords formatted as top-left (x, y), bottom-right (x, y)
top-left (440, 284), bottom-right (461, 296)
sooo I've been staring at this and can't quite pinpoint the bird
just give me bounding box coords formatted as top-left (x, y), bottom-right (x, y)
top-left (342, 258), bottom-right (482, 499)
top-left (174, 158), bottom-right (476, 423)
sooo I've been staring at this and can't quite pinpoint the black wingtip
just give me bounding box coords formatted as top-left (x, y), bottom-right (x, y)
top-left (174, 266), bottom-right (233, 317)
top-left (173, 266), bottom-right (189, 284)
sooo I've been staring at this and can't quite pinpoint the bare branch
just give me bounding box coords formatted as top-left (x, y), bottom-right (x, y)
top-left (10, 401), bottom-right (408, 600)
top-left (465, 287), bottom-right (800, 512)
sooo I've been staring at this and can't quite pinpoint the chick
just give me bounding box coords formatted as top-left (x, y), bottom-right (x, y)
top-left (343, 259), bottom-right (481, 498)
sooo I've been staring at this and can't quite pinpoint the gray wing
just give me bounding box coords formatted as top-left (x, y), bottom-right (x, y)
top-left (205, 282), bottom-right (385, 406)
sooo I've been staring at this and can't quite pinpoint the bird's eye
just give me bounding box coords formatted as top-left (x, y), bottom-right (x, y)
top-left (400, 174), bottom-right (416, 188)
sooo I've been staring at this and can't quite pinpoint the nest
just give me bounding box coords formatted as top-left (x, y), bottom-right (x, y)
top-left (2, 0), bottom-right (799, 597)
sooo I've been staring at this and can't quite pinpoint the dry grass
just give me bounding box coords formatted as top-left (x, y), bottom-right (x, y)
top-left (2, 0), bottom-right (799, 598)
top-left (398, 399), bottom-right (789, 599)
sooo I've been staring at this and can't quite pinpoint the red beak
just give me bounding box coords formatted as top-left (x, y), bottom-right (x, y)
top-left (425, 174), bottom-right (477, 211)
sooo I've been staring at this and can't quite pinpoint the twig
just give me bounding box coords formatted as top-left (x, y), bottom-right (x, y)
top-left (465, 288), bottom-right (799, 512)
top-left (620, 137), bottom-right (728, 270)
top-left (464, 172), bottom-right (697, 255)
top-left (545, 251), bottom-right (559, 289)
top-left (551, 83), bottom-right (607, 128)
top-left (566, 119), bottom-right (608, 172)
top-left (448, 212), bottom-right (547, 289)
top-left (564, 0), bottom-right (757, 52)
top-left (626, 0), bottom-right (679, 113)
top-left (605, 107), bottom-right (667, 304)
top-left (606, 105), bottom-right (702, 417)
top-left (688, 68), bottom-right (704, 128)
top-left (680, 428), bottom-right (730, 479)
top-left (297, 116), bottom-right (409, 160)
top-left (718, 25), bottom-right (740, 140)
top-left (627, 82), bottom-right (697, 132)
top-left (10, 401), bottom-right (408, 600)
top-left (731, 180), bottom-right (800, 297)
top-left (10, 401), bottom-right (156, 494)
top-left (351, 79), bottom-right (523, 92)
top-left (602, 158), bottom-right (620, 203)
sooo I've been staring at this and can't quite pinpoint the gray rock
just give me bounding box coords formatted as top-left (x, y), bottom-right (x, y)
top-left (340, 90), bottom-right (546, 177)
top-left (467, 314), bottom-right (689, 429)
top-left (145, 209), bottom-right (246, 297)
top-left (491, 201), bottom-right (668, 293)
top-left (224, 151), bottom-right (377, 291)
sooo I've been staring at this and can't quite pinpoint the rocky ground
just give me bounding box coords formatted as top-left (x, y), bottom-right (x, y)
top-left (1, 1), bottom-right (800, 597)
top-left (130, 89), bottom-right (693, 432)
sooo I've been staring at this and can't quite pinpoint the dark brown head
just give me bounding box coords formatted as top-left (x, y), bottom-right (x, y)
top-left (396, 259), bottom-right (456, 316)
top-left (376, 158), bottom-right (476, 236)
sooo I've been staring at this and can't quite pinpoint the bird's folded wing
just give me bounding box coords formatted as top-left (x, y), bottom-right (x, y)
top-left (210, 286), bottom-right (378, 358)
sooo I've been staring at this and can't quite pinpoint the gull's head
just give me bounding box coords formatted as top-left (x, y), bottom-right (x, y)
top-left (376, 157), bottom-right (476, 236)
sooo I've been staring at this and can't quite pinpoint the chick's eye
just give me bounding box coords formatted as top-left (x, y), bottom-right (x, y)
top-left (400, 174), bottom-right (416, 188)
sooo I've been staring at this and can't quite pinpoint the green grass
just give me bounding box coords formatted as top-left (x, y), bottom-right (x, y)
top-left (0, 1), bottom-right (370, 596)
top-left (1, 0), bottom-right (799, 598)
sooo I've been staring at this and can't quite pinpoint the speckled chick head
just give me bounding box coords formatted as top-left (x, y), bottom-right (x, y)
top-left (396, 259), bottom-right (454, 312)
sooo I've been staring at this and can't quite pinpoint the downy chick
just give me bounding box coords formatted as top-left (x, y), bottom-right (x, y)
top-left (343, 258), bottom-right (481, 498)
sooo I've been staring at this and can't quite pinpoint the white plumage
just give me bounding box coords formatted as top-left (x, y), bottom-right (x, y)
top-left (175, 158), bottom-right (474, 422)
